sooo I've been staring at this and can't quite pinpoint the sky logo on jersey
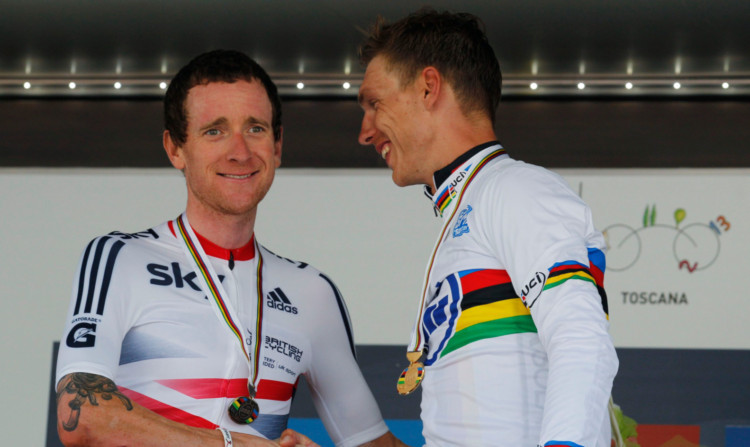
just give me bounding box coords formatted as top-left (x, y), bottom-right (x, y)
top-left (266, 287), bottom-right (298, 314)
top-left (453, 204), bottom-right (473, 238)
top-left (147, 262), bottom-right (225, 300)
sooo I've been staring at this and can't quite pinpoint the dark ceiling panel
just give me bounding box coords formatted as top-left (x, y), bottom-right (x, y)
top-left (3, 98), bottom-right (749, 168)
top-left (1, 1), bottom-right (750, 96)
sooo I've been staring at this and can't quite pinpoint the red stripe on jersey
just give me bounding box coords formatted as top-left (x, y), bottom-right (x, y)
top-left (589, 263), bottom-right (604, 286)
top-left (255, 379), bottom-right (296, 400)
top-left (157, 378), bottom-right (248, 399)
top-left (549, 262), bottom-right (586, 274)
top-left (119, 386), bottom-right (217, 429)
top-left (460, 269), bottom-right (511, 294)
top-left (156, 378), bottom-right (295, 401)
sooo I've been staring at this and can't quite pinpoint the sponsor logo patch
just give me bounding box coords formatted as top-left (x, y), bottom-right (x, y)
top-left (266, 287), bottom-right (298, 314)
top-left (521, 271), bottom-right (547, 308)
top-left (264, 336), bottom-right (303, 362)
top-left (66, 322), bottom-right (98, 348)
top-left (453, 204), bottom-right (473, 238)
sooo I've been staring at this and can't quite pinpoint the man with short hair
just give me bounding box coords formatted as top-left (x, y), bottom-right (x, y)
top-left (56, 49), bottom-right (405, 447)
top-left (357, 10), bottom-right (619, 447)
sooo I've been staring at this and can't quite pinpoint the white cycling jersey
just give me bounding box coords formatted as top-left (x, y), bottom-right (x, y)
top-left (56, 218), bottom-right (387, 446)
top-left (416, 142), bottom-right (618, 447)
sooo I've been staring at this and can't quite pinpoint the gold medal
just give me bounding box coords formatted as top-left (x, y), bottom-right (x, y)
top-left (396, 351), bottom-right (425, 395)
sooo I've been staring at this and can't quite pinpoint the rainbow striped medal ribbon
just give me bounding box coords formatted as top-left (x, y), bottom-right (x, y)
top-left (175, 214), bottom-right (263, 424)
top-left (398, 147), bottom-right (506, 395)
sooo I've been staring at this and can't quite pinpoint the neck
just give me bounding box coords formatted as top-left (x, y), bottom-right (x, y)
top-left (185, 204), bottom-right (256, 249)
top-left (426, 121), bottom-right (497, 192)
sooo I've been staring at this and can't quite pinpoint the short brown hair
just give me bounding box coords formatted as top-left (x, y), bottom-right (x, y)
top-left (359, 8), bottom-right (502, 123)
top-left (164, 49), bottom-right (282, 147)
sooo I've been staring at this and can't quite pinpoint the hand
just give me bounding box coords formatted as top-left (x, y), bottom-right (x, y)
top-left (278, 428), bottom-right (320, 447)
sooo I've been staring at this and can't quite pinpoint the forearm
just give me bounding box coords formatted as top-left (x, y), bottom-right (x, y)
top-left (358, 432), bottom-right (410, 447)
top-left (55, 373), bottom-right (277, 447)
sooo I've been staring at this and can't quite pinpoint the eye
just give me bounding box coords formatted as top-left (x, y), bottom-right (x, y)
top-left (203, 128), bottom-right (222, 137)
top-left (248, 125), bottom-right (265, 134)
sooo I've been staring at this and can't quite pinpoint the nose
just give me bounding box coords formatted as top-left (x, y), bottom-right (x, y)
top-left (358, 113), bottom-right (375, 146)
top-left (228, 132), bottom-right (253, 162)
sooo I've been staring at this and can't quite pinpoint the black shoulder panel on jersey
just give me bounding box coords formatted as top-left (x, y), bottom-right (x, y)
top-left (73, 236), bottom-right (126, 316)
top-left (318, 273), bottom-right (356, 359)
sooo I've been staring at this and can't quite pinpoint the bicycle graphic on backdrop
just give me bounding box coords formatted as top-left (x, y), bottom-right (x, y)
top-left (602, 204), bottom-right (731, 273)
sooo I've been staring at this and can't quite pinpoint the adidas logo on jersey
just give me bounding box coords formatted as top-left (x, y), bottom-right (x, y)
top-left (266, 287), bottom-right (298, 314)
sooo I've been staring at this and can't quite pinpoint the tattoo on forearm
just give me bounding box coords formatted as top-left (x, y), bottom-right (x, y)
top-left (56, 373), bottom-right (133, 432)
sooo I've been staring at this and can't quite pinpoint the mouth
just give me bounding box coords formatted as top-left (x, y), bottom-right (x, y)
top-left (219, 172), bottom-right (255, 180)
top-left (376, 142), bottom-right (391, 161)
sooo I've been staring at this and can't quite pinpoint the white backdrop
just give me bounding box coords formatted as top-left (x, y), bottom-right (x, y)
top-left (1, 167), bottom-right (747, 446)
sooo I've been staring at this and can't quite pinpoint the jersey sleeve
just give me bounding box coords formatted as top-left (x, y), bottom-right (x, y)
top-left (301, 272), bottom-right (388, 447)
top-left (480, 166), bottom-right (619, 447)
top-left (56, 235), bottom-right (134, 386)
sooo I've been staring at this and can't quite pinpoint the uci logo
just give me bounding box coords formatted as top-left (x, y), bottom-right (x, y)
top-left (66, 322), bottom-right (97, 348)
top-left (521, 271), bottom-right (547, 308)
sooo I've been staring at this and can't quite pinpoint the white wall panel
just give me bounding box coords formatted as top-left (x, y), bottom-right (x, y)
top-left (1, 167), bottom-right (747, 446)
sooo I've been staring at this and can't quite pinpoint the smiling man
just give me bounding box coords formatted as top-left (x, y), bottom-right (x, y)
top-left (55, 50), bottom-right (404, 447)
top-left (357, 10), bottom-right (619, 447)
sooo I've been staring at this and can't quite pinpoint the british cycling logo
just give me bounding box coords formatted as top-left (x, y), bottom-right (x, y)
top-left (603, 204), bottom-right (731, 273)
top-left (265, 336), bottom-right (303, 362)
top-left (453, 204), bottom-right (473, 238)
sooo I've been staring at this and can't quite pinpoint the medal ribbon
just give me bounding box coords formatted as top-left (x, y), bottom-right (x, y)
top-left (175, 214), bottom-right (263, 386)
top-left (408, 147), bottom-right (506, 354)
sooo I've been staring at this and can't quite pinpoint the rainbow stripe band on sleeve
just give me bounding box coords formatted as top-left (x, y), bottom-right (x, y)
top-left (431, 269), bottom-right (537, 361)
top-left (543, 247), bottom-right (608, 317)
top-left (544, 441), bottom-right (584, 447)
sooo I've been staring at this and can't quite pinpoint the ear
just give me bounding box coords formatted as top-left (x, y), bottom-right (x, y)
top-left (163, 130), bottom-right (186, 170)
top-left (420, 66), bottom-right (442, 109)
top-left (273, 126), bottom-right (283, 168)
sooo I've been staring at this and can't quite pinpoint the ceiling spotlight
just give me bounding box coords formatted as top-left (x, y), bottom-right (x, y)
top-left (69, 82), bottom-right (77, 89)
top-left (114, 82), bottom-right (122, 89)
top-left (23, 82), bottom-right (31, 89)
top-left (296, 82), bottom-right (304, 90)
top-left (343, 82), bottom-right (351, 90)
top-left (673, 82), bottom-right (681, 90)
top-left (722, 82), bottom-right (730, 89)
top-left (159, 82), bottom-right (167, 90)
top-left (530, 82), bottom-right (538, 90)
top-left (625, 82), bottom-right (633, 90)
top-left (577, 82), bottom-right (585, 90)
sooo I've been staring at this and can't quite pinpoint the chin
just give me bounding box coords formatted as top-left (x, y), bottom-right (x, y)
top-left (391, 173), bottom-right (418, 188)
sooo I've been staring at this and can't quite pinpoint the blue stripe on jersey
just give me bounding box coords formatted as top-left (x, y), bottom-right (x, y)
top-left (318, 273), bottom-right (356, 359)
top-left (251, 412), bottom-right (291, 441)
top-left (423, 295), bottom-right (449, 334)
top-left (458, 268), bottom-right (482, 277)
top-left (545, 441), bottom-right (584, 447)
top-left (119, 328), bottom-right (203, 365)
top-left (588, 246), bottom-right (606, 272)
top-left (424, 274), bottom-right (461, 366)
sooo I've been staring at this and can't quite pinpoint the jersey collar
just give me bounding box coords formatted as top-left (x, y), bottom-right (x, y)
top-left (425, 141), bottom-right (506, 217)
top-left (168, 219), bottom-right (255, 261)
